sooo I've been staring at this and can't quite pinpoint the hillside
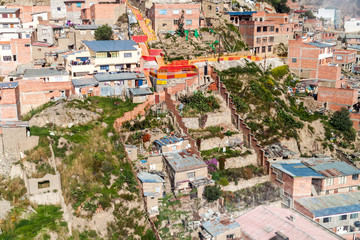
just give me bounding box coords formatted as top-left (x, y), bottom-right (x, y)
top-left (299, 0), bottom-right (360, 18)
top-left (217, 61), bottom-right (358, 155)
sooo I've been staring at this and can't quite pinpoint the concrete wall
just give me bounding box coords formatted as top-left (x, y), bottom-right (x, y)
top-left (25, 173), bottom-right (61, 204)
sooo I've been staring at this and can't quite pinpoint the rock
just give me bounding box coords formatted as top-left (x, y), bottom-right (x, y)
top-left (96, 108), bottom-right (104, 114)
top-left (101, 122), bottom-right (108, 128)
top-left (107, 132), bottom-right (114, 138)
top-left (10, 164), bottom-right (22, 179)
top-left (68, 123), bottom-right (74, 128)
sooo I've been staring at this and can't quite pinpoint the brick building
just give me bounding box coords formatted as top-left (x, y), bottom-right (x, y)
top-left (270, 157), bottom-right (360, 207)
top-left (294, 192), bottom-right (360, 237)
top-left (227, 11), bottom-right (298, 57)
top-left (0, 38), bottom-right (32, 77)
top-left (0, 82), bottom-right (20, 121)
top-left (303, 19), bottom-right (323, 32)
top-left (163, 150), bottom-right (212, 196)
top-left (80, 2), bottom-right (126, 25)
top-left (148, 2), bottom-right (201, 34)
top-left (332, 49), bottom-right (357, 71)
top-left (317, 87), bottom-right (357, 111)
top-left (288, 36), bottom-right (336, 79)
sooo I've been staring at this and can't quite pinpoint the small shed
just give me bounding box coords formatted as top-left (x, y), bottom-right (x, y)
top-left (128, 87), bottom-right (153, 103)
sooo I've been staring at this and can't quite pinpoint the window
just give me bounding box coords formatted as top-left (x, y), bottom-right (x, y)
top-left (336, 56), bottom-right (343, 60)
top-left (262, 46), bottom-right (266, 53)
top-left (286, 28), bottom-right (289, 32)
top-left (57, 7), bottom-right (61, 11)
top-left (262, 37), bottom-right (267, 43)
top-left (270, 26), bottom-right (275, 32)
top-left (108, 52), bottom-right (118, 58)
top-left (226, 234), bottom-right (234, 239)
top-left (263, 26), bottom-right (268, 32)
top-left (257, 26), bottom-right (261, 32)
top-left (124, 53), bottom-right (132, 58)
top-left (159, 10), bottom-right (167, 15)
top-left (100, 65), bottom-right (109, 70)
top-left (186, 20), bottom-right (192, 25)
top-left (76, 2), bottom-right (81, 7)
top-left (292, 58), bottom-right (297, 63)
top-left (96, 52), bottom-right (107, 58)
top-left (187, 172), bottom-right (195, 178)
top-left (26, 34), bottom-right (30, 39)
top-left (173, 9), bottom-right (180, 14)
top-left (2, 14), bottom-right (7, 18)
top-left (323, 217), bottom-right (331, 223)
top-left (339, 215), bottom-right (347, 221)
top-left (339, 176), bottom-right (347, 184)
top-left (285, 18), bottom-right (288, 22)
top-left (3, 24), bottom-right (9, 28)
top-left (268, 46), bottom-right (272, 52)
top-left (208, 5), bottom-right (212, 10)
top-left (13, 55), bottom-right (16, 61)
top-left (2, 45), bottom-right (10, 50)
top-left (174, 20), bottom-right (179, 25)
top-left (42, 29), bottom-right (48, 34)
top-left (326, 178), bottom-right (334, 186)
top-left (24, 44), bottom-right (30, 47)
top-left (269, 36), bottom-right (274, 42)
top-left (256, 38), bottom-right (261, 44)
top-left (276, 28), bottom-right (279, 33)
top-left (353, 174), bottom-right (359, 180)
top-left (186, 10), bottom-right (192, 14)
top-left (3, 56), bottom-right (11, 61)
top-left (155, 186), bottom-right (160, 192)
top-left (350, 213), bottom-right (358, 219)
top-left (357, 23), bottom-right (360, 26)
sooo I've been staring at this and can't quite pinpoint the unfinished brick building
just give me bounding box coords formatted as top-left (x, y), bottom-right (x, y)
top-left (0, 82), bottom-right (20, 121)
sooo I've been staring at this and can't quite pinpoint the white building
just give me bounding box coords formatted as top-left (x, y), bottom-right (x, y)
top-left (63, 40), bottom-right (142, 77)
top-left (344, 18), bottom-right (360, 33)
top-left (316, 8), bottom-right (341, 27)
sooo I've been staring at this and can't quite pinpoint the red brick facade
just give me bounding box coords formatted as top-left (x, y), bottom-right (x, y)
top-left (0, 84), bottom-right (20, 121)
top-left (317, 87), bottom-right (357, 111)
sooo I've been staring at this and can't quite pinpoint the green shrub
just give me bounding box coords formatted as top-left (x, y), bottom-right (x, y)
top-left (271, 65), bottom-right (289, 79)
top-left (219, 177), bottom-right (229, 186)
top-left (204, 185), bottom-right (222, 202)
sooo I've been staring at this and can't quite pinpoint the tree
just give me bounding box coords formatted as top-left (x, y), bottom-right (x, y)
top-left (342, 35), bottom-right (347, 44)
top-left (204, 185), bottom-right (222, 202)
top-left (304, 10), bottom-right (316, 19)
top-left (95, 24), bottom-right (113, 40)
top-left (330, 108), bottom-right (353, 132)
top-left (267, 0), bottom-right (290, 13)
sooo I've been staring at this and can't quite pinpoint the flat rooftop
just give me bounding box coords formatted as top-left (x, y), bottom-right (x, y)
top-left (23, 68), bottom-right (68, 78)
top-left (137, 172), bottom-right (165, 183)
top-left (202, 219), bottom-right (240, 237)
top-left (154, 136), bottom-right (184, 146)
top-left (296, 192), bottom-right (360, 218)
top-left (0, 82), bottom-right (18, 89)
top-left (163, 150), bottom-right (207, 172)
top-left (94, 72), bottom-right (145, 82)
top-left (236, 206), bottom-right (341, 239)
top-left (83, 40), bottom-right (138, 52)
top-left (71, 78), bottom-right (97, 87)
top-left (306, 41), bottom-right (333, 48)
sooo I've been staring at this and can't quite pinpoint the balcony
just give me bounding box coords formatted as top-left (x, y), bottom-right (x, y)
top-left (0, 18), bottom-right (20, 24)
top-left (69, 60), bottom-right (95, 74)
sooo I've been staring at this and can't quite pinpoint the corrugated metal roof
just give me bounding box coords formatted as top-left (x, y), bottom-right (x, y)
top-left (202, 219), bottom-right (240, 237)
top-left (0, 82), bottom-right (18, 89)
top-left (303, 158), bottom-right (360, 176)
top-left (306, 41), bottom-right (333, 48)
top-left (94, 72), bottom-right (145, 82)
top-left (226, 11), bottom-right (257, 16)
top-left (129, 87), bottom-right (152, 96)
top-left (137, 172), bottom-right (165, 183)
top-left (83, 40), bottom-right (138, 52)
top-left (74, 25), bottom-right (99, 30)
top-left (235, 206), bottom-right (342, 239)
top-left (71, 78), bottom-right (97, 87)
top-left (163, 150), bottom-right (207, 172)
top-left (154, 136), bottom-right (184, 146)
top-left (1, 121), bottom-right (28, 128)
top-left (0, 8), bottom-right (19, 13)
top-left (296, 192), bottom-right (360, 218)
top-left (23, 68), bottom-right (68, 78)
top-left (271, 162), bottom-right (323, 178)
